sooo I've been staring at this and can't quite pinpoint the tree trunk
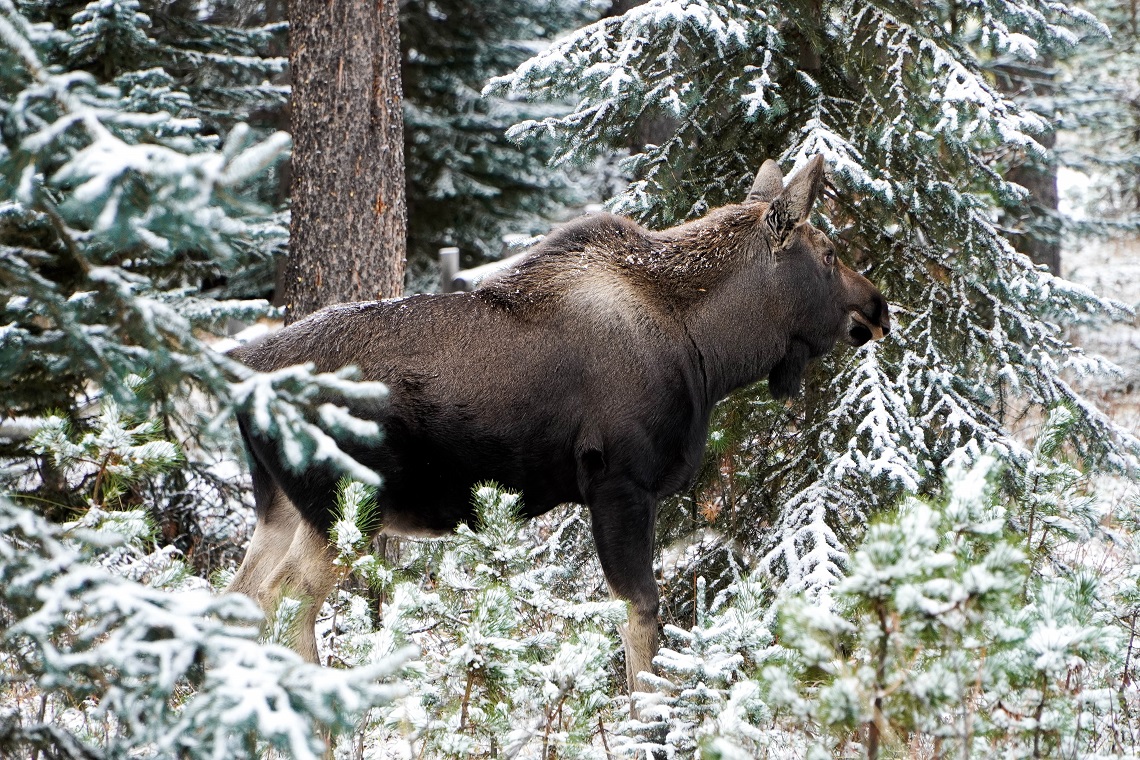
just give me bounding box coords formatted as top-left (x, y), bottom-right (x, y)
top-left (1005, 129), bottom-right (1061, 275)
top-left (996, 58), bottom-right (1061, 275)
top-left (284, 0), bottom-right (407, 324)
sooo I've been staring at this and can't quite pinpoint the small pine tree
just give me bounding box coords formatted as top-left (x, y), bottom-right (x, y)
top-left (757, 453), bottom-right (1120, 758)
top-left (326, 482), bottom-right (625, 758)
top-left (0, 494), bottom-right (410, 759)
top-left (601, 443), bottom-right (1134, 758)
top-left (27, 375), bottom-right (182, 517)
top-left (618, 575), bottom-right (777, 758)
top-left (1010, 404), bottom-right (1103, 580)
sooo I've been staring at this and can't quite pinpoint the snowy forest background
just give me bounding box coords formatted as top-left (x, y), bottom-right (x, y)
top-left (2, 0), bottom-right (1140, 757)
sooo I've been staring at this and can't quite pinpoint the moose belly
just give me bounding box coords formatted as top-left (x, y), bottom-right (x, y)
top-left (366, 414), bottom-right (581, 536)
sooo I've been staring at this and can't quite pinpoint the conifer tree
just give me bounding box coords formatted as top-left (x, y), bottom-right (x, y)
top-left (603, 450), bottom-right (1135, 758)
top-left (489, 0), bottom-right (1140, 609)
top-left (0, 0), bottom-right (289, 427)
top-left (400, 0), bottom-right (602, 271)
top-left (0, 0), bottom-right (270, 569)
top-left (0, 0), bottom-right (382, 572)
top-left (759, 454), bottom-right (1122, 759)
top-left (325, 483), bottom-right (625, 757)
top-left (619, 575), bottom-right (775, 758)
top-left (0, 492), bottom-right (409, 759)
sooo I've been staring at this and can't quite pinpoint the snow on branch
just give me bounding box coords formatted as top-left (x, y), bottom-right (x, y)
top-left (0, 496), bottom-right (413, 760)
top-left (222, 362), bottom-right (388, 486)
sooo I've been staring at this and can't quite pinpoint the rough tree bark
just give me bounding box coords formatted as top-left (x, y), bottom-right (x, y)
top-left (284, 0), bottom-right (407, 324)
top-left (997, 58), bottom-right (1062, 276)
top-left (604, 0), bottom-right (680, 155)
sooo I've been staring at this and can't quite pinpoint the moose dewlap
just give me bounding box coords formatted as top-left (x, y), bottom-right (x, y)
top-left (227, 155), bottom-right (890, 691)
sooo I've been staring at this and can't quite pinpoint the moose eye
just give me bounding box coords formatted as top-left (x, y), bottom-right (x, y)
top-left (823, 250), bottom-right (835, 266)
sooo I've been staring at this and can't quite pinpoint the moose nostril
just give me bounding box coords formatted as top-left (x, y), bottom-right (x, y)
top-left (872, 295), bottom-right (886, 324)
top-left (870, 296), bottom-right (890, 336)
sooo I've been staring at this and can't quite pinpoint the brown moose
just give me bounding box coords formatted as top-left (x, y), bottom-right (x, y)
top-left (227, 155), bottom-right (890, 692)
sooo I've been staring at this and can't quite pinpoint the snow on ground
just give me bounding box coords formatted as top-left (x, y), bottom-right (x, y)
top-left (1065, 233), bottom-right (1140, 386)
top-left (1061, 230), bottom-right (1140, 518)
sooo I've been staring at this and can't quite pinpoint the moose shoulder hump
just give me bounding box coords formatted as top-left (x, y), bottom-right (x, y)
top-left (476, 213), bottom-right (652, 310)
top-left (477, 208), bottom-right (773, 318)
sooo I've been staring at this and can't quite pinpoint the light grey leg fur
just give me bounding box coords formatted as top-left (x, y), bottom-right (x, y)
top-left (622, 606), bottom-right (659, 693)
top-left (227, 490), bottom-right (302, 599)
top-left (257, 519), bottom-right (341, 664)
top-left (228, 491), bottom-right (340, 664)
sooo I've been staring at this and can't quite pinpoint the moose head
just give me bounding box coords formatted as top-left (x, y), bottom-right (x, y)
top-left (739, 155), bottom-right (891, 397)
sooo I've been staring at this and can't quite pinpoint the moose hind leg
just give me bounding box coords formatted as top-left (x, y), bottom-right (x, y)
top-left (586, 480), bottom-right (660, 694)
top-left (228, 489), bottom-right (303, 600)
top-left (257, 519), bottom-right (341, 664)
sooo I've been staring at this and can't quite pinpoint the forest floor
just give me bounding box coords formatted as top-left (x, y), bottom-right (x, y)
top-left (1062, 232), bottom-right (1140, 508)
top-left (1065, 233), bottom-right (1140, 415)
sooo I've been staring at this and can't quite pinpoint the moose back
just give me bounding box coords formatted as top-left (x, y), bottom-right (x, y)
top-left (227, 155), bottom-right (891, 689)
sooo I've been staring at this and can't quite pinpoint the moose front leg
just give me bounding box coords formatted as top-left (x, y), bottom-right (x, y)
top-left (585, 479), bottom-right (660, 695)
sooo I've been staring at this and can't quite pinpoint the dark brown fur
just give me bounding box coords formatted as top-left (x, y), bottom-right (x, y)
top-left (226, 156), bottom-right (891, 691)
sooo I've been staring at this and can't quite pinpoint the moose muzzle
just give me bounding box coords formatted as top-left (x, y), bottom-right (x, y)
top-left (847, 295), bottom-right (891, 346)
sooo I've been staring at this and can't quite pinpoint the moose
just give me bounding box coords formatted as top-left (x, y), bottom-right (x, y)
top-left (227, 155), bottom-right (890, 691)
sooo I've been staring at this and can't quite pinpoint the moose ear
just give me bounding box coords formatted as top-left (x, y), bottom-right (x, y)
top-left (763, 155), bottom-right (825, 243)
top-left (746, 159), bottom-right (784, 203)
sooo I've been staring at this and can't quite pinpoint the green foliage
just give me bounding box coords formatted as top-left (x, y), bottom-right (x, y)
top-left (263, 593), bottom-right (307, 651)
top-left (401, 0), bottom-right (604, 273)
top-left (35, 0), bottom-right (289, 124)
top-left (0, 0), bottom-right (385, 586)
top-left (491, 0), bottom-right (1139, 613)
top-left (1012, 404), bottom-right (1103, 578)
top-left (761, 453), bottom-right (1122, 758)
top-left (621, 575), bottom-right (777, 757)
top-left (0, 494), bottom-right (410, 760)
top-left (596, 441), bottom-right (1135, 759)
top-left (4, 442), bottom-right (1136, 758)
top-left (0, 0), bottom-right (287, 431)
top-left (222, 364), bottom-right (387, 487)
top-left (27, 375), bottom-right (182, 514)
top-left (325, 483), bottom-right (625, 758)
top-left (331, 477), bottom-right (380, 566)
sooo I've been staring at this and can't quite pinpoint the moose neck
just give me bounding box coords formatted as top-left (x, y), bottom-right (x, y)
top-left (682, 271), bottom-right (791, 404)
top-left (657, 209), bottom-right (791, 405)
